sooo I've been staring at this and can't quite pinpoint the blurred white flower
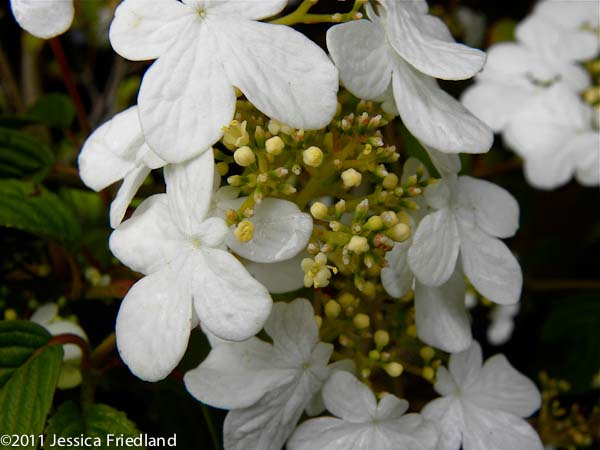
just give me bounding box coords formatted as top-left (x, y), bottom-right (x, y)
top-left (109, 0), bottom-right (338, 163)
top-left (184, 298), bottom-right (353, 450)
top-left (504, 84), bottom-right (600, 189)
top-left (109, 151), bottom-right (272, 381)
top-left (327, 0), bottom-right (492, 155)
top-left (10, 0), bottom-right (74, 39)
top-left (288, 371), bottom-right (438, 450)
top-left (408, 176), bottom-right (522, 306)
top-left (30, 303), bottom-right (87, 389)
top-left (422, 341), bottom-right (543, 450)
top-left (78, 106), bottom-right (166, 228)
top-left (488, 303), bottom-right (520, 346)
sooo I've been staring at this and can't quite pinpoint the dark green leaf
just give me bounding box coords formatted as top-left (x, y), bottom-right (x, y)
top-left (45, 402), bottom-right (144, 450)
top-left (0, 179), bottom-right (81, 245)
top-left (0, 127), bottom-right (55, 180)
top-left (27, 94), bottom-right (76, 129)
top-left (0, 321), bottom-right (62, 447)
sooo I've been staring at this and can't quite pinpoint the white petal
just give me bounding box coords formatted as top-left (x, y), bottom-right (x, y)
top-left (109, 165), bottom-right (151, 228)
top-left (164, 150), bottom-right (215, 235)
top-left (457, 176), bottom-right (519, 238)
top-left (225, 198), bottom-right (312, 263)
top-left (264, 298), bottom-right (318, 364)
top-left (218, 19), bottom-right (338, 130)
top-left (115, 262), bottom-right (193, 381)
top-left (425, 146), bottom-right (462, 178)
top-left (109, 195), bottom-right (186, 276)
top-left (467, 354), bottom-right (541, 417)
top-left (11, 0), bottom-right (73, 39)
top-left (322, 372), bottom-right (377, 422)
top-left (415, 270), bottom-right (472, 353)
top-left (384, 1), bottom-right (485, 80)
top-left (433, 366), bottom-right (458, 397)
top-left (459, 222), bottom-right (522, 305)
top-left (421, 397), bottom-right (464, 450)
top-left (408, 209), bottom-right (460, 287)
top-left (381, 240), bottom-right (414, 298)
top-left (202, 0), bottom-right (286, 20)
top-left (375, 393), bottom-right (410, 420)
top-left (109, 0), bottom-right (193, 61)
top-left (522, 153), bottom-right (576, 190)
top-left (138, 27), bottom-right (236, 162)
top-left (192, 250), bottom-right (271, 341)
top-left (449, 340), bottom-right (482, 388)
top-left (392, 60), bottom-right (492, 154)
top-left (30, 303), bottom-right (58, 325)
top-left (571, 132), bottom-right (600, 187)
top-left (462, 404), bottom-right (544, 450)
top-left (244, 253), bottom-right (305, 294)
top-left (137, 144), bottom-right (167, 170)
top-left (326, 20), bottom-right (393, 100)
top-left (183, 338), bottom-right (294, 409)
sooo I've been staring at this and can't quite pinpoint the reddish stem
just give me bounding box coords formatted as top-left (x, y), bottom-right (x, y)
top-left (46, 333), bottom-right (91, 370)
top-left (49, 37), bottom-right (91, 135)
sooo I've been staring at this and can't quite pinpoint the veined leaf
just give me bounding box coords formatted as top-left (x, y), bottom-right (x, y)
top-left (0, 127), bottom-right (54, 180)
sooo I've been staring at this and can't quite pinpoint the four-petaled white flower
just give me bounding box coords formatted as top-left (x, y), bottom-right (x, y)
top-left (288, 371), bottom-right (438, 450)
top-left (422, 341), bottom-right (543, 450)
top-left (504, 84), bottom-right (600, 189)
top-left (326, 0), bottom-right (492, 156)
top-left (78, 106), bottom-right (166, 228)
top-left (184, 298), bottom-right (353, 450)
top-left (30, 303), bottom-right (88, 389)
top-left (10, 0), bottom-right (74, 39)
top-left (408, 175), bottom-right (522, 306)
top-left (109, 151), bottom-right (272, 382)
top-left (109, 0), bottom-right (339, 163)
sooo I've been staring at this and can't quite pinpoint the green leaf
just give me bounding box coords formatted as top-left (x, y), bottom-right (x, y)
top-left (0, 179), bottom-right (81, 245)
top-left (542, 293), bottom-right (600, 392)
top-left (45, 402), bottom-right (145, 450)
top-left (27, 94), bottom-right (76, 129)
top-left (0, 321), bottom-right (63, 449)
top-left (0, 127), bottom-right (55, 180)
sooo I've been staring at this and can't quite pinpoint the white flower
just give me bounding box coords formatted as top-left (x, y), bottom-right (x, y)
top-left (10, 0), bottom-right (74, 39)
top-left (326, 0), bottom-right (492, 155)
top-left (504, 84), bottom-right (600, 189)
top-left (288, 371), bottom-right (438, 450)
top-left (78, 106), bottom-right (166, 228)
top-left (109, 0), bottom-right (339, 163)
top-left (461, 0), bottom-right (595, 134)
top-left (408, 175), bottom-right (522, 305)
top-left (109, 151), bottom-right (272, 382)
top-left (422, 341), bottom-right (543, 450)
top-left (30, 303), bottom-right (88, 389)
top-left (488, 303), bottom-right (520, 346)
top-left (184, 298), bottom-right (353, 450)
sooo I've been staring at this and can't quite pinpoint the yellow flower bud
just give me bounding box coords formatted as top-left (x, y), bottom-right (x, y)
top-left (368, 350), bottom-right (381, 361)
top-left (303, 146), bottom-right (324, 167)
top-left (347, 235), bottom-right (369, 254)
top-left (233, 146), bottom-right (256, 167)
top-left (385, 223), bottom-right (411, 242)
top-left (341, 168), bottom-right (362, 188)
top-left (382, 173), bottom-right (399, 190)
top-left (384, 362), bottom-right (404, 378)
top-left (265, 136), bottom-right (285, 155)
top-left (374, 330), bottom-right (390, 348)
top-left (325, 300), bottom-right (341, 318)
top-left (422, 366), bottom-right (435, 382)
top-left (4, 309), bottom-right (17, 321)
top-left (338, 292), bottom-right (356, 308)
top-left (234, 220), bottom-right (254, 243)
top-left (353, 313), bottom-right (370, 329)
top-left (310, 202), bottom-right (329, 220)
top-left (420, 346), bottom-right (435, 362)
top-left (314, 315), bottom-right (323, 329)
top-left (216, 162), bottom-right (229, 176)
top-left (364, 215), bottom-right (384, 231)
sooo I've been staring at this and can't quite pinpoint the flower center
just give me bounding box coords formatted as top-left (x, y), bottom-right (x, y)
top-left (195, 6), bottom-right (207, 19)
top-left (191, 237), bottom-right (202, 249)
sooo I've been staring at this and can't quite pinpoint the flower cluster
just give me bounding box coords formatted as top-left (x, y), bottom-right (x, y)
top-left (462, 0), bottom-right (600, 189)
top-left (9, 0), bottom-right (557, 449)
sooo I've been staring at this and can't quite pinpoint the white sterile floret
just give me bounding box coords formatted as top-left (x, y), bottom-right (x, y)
top-left (109, 151), bottom-right (272, 382)
top-left (504, 84), bottom-right (600, 189)
top-left (288, 371), bottom-right (438, 450)
top-left (10, 0), bottom-right (74, 39)
top-left (30, 303), bottom-right (88, 389)
top-left (488, 303), bottom-right (520, 346)
top-left (184, 299), bottom-right (354, 450)
top-left (109, 0), bottom-right (339, 163)
top-left (422, 341), bottom-right (543, 450)
top-left (326, 0), bottom-right (492, 156)
top-left (408, 175), bottom-right (522, 306)
top-left (78, 106), bottom-right (166, 228)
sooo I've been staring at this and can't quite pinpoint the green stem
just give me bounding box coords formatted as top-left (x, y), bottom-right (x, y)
top-left (201, 404), bottom-right (221, 450)
top-left (270, 0), bottom-right (365, 25)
